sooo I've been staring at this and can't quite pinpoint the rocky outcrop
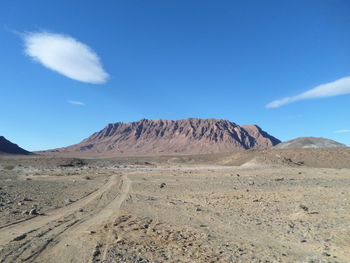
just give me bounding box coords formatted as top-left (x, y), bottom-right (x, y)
top-left (51, 118), bottom-right (280, 156)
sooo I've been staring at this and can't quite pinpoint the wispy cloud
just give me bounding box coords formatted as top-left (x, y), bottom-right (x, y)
top-left (23, 32), bottom-right (109, 84)
top-left (266, 76), bottom-right (350, 108)
top-left (68, 100), bottom-right (85, 105)
top-left (334, 129), bottom-right (350, 134)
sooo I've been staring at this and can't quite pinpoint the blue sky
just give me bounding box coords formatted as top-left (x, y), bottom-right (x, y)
top-left (1, 0), bottom-right (350, 151)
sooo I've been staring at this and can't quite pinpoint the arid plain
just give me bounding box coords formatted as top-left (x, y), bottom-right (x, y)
top-left (0, 148), bottom-right (349, 263)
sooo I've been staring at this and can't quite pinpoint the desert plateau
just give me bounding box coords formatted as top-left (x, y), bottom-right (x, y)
top-left (2, 1), bottom-right (350, 262)
top-left (1, 144), bottom-right (349, 263)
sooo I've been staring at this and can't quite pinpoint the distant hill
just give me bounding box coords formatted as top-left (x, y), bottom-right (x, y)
top-left (220, 147), bottom-right (350, 169)
top-left (0, 136), bottom-right (32, 155)
top-left (46, 118), bottom-right (281, 156)
top-left (275, 137), bottom-right (346, 149)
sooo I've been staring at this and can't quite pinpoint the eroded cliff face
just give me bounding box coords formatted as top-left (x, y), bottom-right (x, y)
top-left (52, 118), bottom-right (280, 156)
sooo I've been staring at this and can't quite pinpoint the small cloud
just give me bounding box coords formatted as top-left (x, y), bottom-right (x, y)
top-left (334, 129), bottom-right (350, 134)
top-left (68, 100), bottom-right (85, 105)
top-left (23, 31), bottom-right (109, 84)
top-left (266, 76), bottom-right (350, 108)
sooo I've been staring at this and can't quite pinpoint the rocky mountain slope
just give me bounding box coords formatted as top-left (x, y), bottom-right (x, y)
top-left (0, 136), bottom-right (32, 155)
top-left (48, 118), bottom-right (280, 156)
top-left (275, 137), bottom-right (346, 149)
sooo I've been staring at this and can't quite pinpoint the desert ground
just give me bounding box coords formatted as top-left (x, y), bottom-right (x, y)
top-left (0, 151), bottom-right (349, 263)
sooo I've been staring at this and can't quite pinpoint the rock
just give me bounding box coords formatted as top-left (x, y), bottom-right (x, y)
top-left (275, 178), bottom-right (284, 181)
top-left (308, 211), bottom-right (319, 214)
top-left (159, 183), bottom-right (166, 188)
top-left (13, 234), bottom-right (27, 241)
top-left (299, 204), bottom-right (309, 212)
top-left (29, 208), bottom-right (38, 215)
top-left (93, 249), bottom-right (101, 257)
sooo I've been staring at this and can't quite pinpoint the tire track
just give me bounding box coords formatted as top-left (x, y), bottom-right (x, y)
top-left (0, 175), bottom-right (132, 263)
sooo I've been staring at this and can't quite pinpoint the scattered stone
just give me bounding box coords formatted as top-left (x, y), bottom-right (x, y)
top-left (299, 204), bottom-right (309, 212)
top-left (159, 183), bottom-right (166, 188)
top-left (308, 211), bottom-right (319, 214)
top-left (29, 208), bottom-right (38, 215)
top-left (13, 234), bottom-right (27, 241)
top-left (275, 178), bottom-right (284, 181)
top-left (79, 208), bottom-right (84, 212)
top-left (322, 252), bottom-right (331, 257)
top-left (93, 249), bottom-right (101, 257)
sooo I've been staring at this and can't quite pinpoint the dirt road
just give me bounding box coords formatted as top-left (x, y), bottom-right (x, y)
top-left (0, 174), bottom-right (131, 263)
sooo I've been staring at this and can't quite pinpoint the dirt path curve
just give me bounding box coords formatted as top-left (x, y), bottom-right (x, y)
top-left (0, 174), bottom-right (132, 263)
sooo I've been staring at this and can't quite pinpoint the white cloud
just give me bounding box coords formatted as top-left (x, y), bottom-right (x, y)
top-left (23, 32), bottom-right (109, 84)
top-left (68, 100), bottom-right (85, 105)
top-left (266, 76), bottom-right (350, 108)
top-left (334, 129), bottom-right (350, 134)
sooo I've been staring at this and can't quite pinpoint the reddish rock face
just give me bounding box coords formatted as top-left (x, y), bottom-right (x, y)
top-left (0, 136), bottom-right (32, 155)
top-left (51, 118), bottom-right (281, 156)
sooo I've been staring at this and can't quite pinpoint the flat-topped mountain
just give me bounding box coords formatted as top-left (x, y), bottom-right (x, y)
top-left (0, 136), bottom-right (32, 155)
top-left (49, 118), bottom-right (280, 156)
top-left (275, 137), bottom-right (346, 149)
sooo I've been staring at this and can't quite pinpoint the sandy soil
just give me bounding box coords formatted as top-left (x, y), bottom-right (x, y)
top-left (0, 155), bottom-right (349, 262)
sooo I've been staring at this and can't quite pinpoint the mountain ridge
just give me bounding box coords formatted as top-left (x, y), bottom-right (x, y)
top-left (46, 118), bottom-right (280, 156)
top-left (0, 136), bottom-right (32, 155)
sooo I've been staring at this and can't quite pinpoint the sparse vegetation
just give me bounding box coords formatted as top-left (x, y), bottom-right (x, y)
top-left (3, 164), bottom-right (15, 170)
